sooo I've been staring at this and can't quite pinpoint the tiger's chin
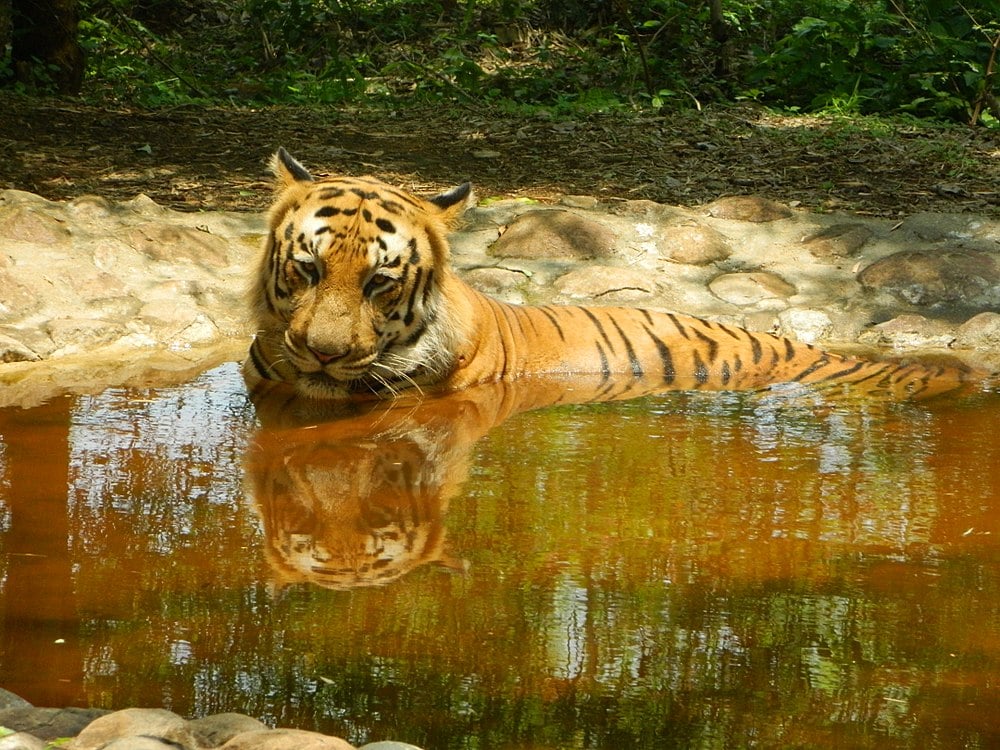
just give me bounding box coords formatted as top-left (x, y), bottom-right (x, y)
top-left (294, 371), bottom-right (365, 401)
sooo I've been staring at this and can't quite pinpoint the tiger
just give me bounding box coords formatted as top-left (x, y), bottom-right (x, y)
top-left (244, 147), bottom-right (981, 404)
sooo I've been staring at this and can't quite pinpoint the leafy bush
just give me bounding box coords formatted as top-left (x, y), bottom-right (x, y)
top-left (60, 0), bottom-right (998, 125)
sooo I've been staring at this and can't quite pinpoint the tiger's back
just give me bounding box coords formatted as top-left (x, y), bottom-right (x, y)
top-left (244, 148), bottom-right (983, 404)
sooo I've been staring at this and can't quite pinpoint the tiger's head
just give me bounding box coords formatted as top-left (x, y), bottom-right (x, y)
top-left (249, 148), bottom-right (474, 399)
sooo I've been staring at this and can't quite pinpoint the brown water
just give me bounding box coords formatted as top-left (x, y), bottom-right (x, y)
top-left (1, 362), bottom-right (999, 749)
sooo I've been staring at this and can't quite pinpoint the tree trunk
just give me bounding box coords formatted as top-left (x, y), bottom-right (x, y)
top-left (11, 0), bottom-right (84, 93)
top-left (709, 0), bottom-right (733, 78)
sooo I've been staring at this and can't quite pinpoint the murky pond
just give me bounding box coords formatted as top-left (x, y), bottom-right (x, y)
top-left (1, 362), bottom-right (999, 749)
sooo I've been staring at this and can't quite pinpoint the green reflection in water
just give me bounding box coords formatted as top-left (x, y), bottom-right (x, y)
top-left (0, 364), bottom-right (999, 749)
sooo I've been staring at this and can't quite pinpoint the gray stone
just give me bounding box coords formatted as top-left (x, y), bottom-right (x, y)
top-left (0, 206), bottom-right (71, 244)
top-left (777, 309), bottom-right (834, 344)
top-left (0, 707), bottom-right (109, 742)
top-left (45, 317), bottom-right (123, 352)
top-left (708, 272), bottom-right (796, 306)
top-left (189, 713), bottom-right (268, 747)
top-left (901, 212), bottom-right (1000, 242)
top-left (219, 728), bottom-right (355, 749)
top-left (956, 312), bottom-right (1000, 350)
top-left (462, 267), bottom-right (529, 294)
top-left (0, 732), bottom-right (46, 750)
top-left (857, 314), bottom-right (957, 350)
top-left (858, 248), bottom-right (1000, 307)
top-left (0, 333), bottom-right (40, 362)
top-left (657, 221), bottom-right (731, 265)
top-left (67, 708), bottom-right (197, 750)
top-left (0, 690), bottom-right (31, 710)
top-left (553, 266), bottom-right (657, 301)
top-left (489, 210), bottom-right (616, 260)
top-left (101, 738), bottom-right (195, 750)
top-left (801, 223), bottom-right (873, 258)
top-left (705, 196), bottom-right (792, 222)
top-left (126, 222), bottom-right (232, 268)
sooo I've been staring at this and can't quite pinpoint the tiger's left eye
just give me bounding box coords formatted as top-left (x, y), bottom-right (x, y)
top-left (365, 272), bottom-right (398, 297)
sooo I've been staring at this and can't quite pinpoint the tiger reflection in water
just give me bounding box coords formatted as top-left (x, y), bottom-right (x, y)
top-left (246, 379), bottom-right (570, 590)
top-left (245, 374), bottom-right (691, 590)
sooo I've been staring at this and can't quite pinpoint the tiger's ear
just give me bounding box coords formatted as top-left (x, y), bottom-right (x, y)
top-left (271, 147), bottom-right (314, 190)
top-left (428, 182), bottom-right (474, 226)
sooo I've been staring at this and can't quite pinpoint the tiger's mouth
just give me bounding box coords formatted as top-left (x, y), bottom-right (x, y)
top-left (297, 370), bottom-right (367, 399)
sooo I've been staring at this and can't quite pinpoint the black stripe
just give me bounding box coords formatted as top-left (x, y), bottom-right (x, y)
top-left (402, 267), bottom-right (423, 326)
top-left (849, 363), bottom-right (892, 386)
top-left (715, 322), bottom-right (743, 340)
top-left (667, 313), bottom-right (690, 339)
top-left (580, 307), bottom-right (615, 352)
top-left (595, 340), bottom-right (611, 383)
top-left (693, 351), bottom-right (709, 385)
top-left (790, 355), bottom-right (831, 382)
top-left (249, 337), bottom-right (280, 381)
top-left (693, 328), bottom-right (719, 363)
top-left (750, 334), bottom-right (763, 364)
top-left (642, 325), bottom-right (675, 384)
top-left (721, 360), bottom-right (732, 385)
top-left (818, 361), bottom-right (865, 382)
top-left (422, 268), bottom-right (435, 306)
top-left (784, 338), bottom-right (796, 362)
top-left (537, 307), bottom-right (567, 342)
top-left (609, 317), bottom-right (643, 377)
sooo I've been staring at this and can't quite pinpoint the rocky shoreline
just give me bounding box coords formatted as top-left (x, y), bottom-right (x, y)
top-left (2, 186), bottom-right (999, 408)
top-left (0, 687), bottom-right (419, 749)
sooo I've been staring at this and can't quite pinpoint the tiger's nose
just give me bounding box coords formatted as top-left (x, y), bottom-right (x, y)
top-left (307, 344), bottom-right (347, 365)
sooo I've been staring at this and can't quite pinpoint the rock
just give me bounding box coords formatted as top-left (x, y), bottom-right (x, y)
top-left (125, 222), bottom-right (232, 268)
top-left (0, 707), bottom-right (109, 742)
top-left (0, 733), bottom-right (46, 750)
top-left (857, 248), bottom-right (1000, 308)
top-left (657, 221), bottom-right (731, 265)
top-left (489, 210), bottom-right (616, 260)
top-left (189, 713), bottom-right (269, 747)
top-left (45, 318), bottom-right (123, 353)
top-left (101, 738), bottom-right (193, 749)
top-left (857, 314), bottom-right (957, 350)
top-left (0, 690), bottom-right (31, 710)
top-left (956, 312), bottom-right (1000, 350)
top-left (219, 728), bottom-right (355, 749)
top-left (0, 206), bottom-right (71, 244)
top-left (0, 265), bottom-right (42, 319)
top-left (559, 195), bottom-right (601, 210)
top-left (67, 708), bottom-right (198, 750)
top-left (462, 267), bottom-right (529, 293)
top-left (801, 223), bottom-right (873, 258)
top-left (704, 196), bottom-right (792, 222)
top-left (553, 266), bottom-right (657, 301)
top-left (778, 309), bottom-right (834, 344)
top-left (0, 333), bottom-right (40, 362)
top-left (708, 271), bottom-right (796, 306)
top-left (900, 212), bottom-right (1000, 243)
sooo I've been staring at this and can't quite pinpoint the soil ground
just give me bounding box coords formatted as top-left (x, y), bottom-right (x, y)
top-left (1, 92), bottom-right (998, 217)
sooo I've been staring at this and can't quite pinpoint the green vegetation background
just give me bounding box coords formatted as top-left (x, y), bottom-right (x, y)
top-left (16, 0), bottom-right (1000, 126)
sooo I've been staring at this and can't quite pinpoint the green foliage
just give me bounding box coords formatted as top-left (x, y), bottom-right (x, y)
top-left (56, 0), bottom-right (997, 125)
top-left (747, 0), bottom-right (1000, 124)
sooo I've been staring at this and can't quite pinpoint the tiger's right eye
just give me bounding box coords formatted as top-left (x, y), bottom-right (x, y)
top-left (288, 255), bottom-right (321, 285)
